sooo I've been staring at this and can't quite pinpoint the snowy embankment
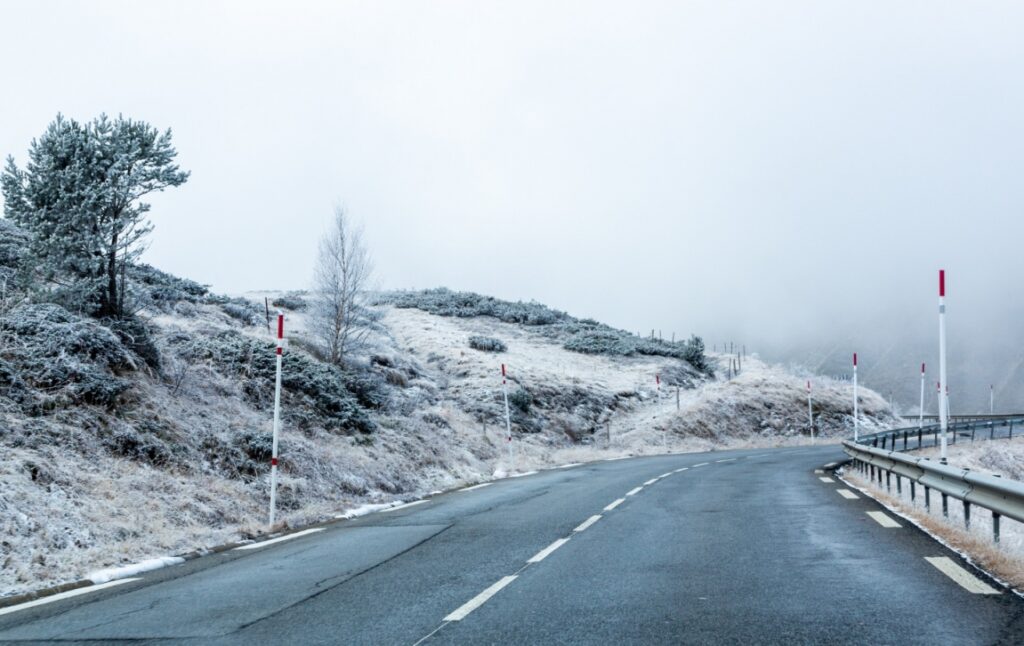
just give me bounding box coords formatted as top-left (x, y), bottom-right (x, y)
top-left (1, 283), bottom-right (896, 597)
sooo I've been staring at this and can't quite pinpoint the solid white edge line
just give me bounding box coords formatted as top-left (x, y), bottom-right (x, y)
top-left (234, 528), bottom-right (325, 551)
top-left (836, 489), bottom-right (859, 500)
top-left (528, 538), bottom-right (571, 563)
top-left (443, 575), bottom-right (519, 621)
top-left (626, 486), bottom-right (643, 496)
top-left (0, 578), bottom-right (140, 617)
top-left (643, 478), bottom-right (658, 486)
top-left (573, 515), bottom-right (602, 532)
top-left (925, 557), bottom-right (1000, 594)
top-left (866, 511), bottom-right (901, 528)
top-left (382, 499), bottom-right (429, 512)
top-left (460, 482), bottom-right (493, 492)
top-left (557, 463), bottom-right (582, 469)
top-left (604, 498), bottom-right (625, 511)
top-left (674, 468), bottom-right (688, 473)
top-left (658, 472), bottom-right (672, 478)
top-left (509, 470), bottom-right (539, 478)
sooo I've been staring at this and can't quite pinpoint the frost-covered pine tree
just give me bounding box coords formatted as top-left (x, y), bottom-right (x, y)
top-left (1, 114), bottom-right (189, 318)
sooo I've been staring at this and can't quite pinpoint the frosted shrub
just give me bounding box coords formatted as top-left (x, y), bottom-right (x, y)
top-left (271, 293), bottom-right (307, 311)
top-left (1, 304), bottom-right (136, 411)
top-left (129, 264), bottom-right (209, 313)
top-left (468, 335), bottom-right (507, 352)
top-left (385, 288), bottom-right (568, 325)
top-left (220, 299), bottom-right (262, 325)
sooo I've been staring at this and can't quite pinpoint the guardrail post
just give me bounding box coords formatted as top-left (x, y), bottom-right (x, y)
top-left (925, 486), bottom-right (931, 511)
top-left (991, 423), bottom-right (995, 440)
top-left (918, 429), bottom-right (923, 448)
top-left (971, 427), bottom-right (976, 442)
top-left (963, 501), bottom-right (971, 529)
top-left (993, 512), bottom-right (1001, 543)
top-left (942, 493), bottom-right (949, 518)
top-left (885, 471), bottom-right (891, 492)
top-left (910, 481), bottom-right (916, 502)
top-left (1010, 421), bottom-right (1014, 439)
top-left (903, 431), bottom-right (908, 450)
top-left (896, 474), bottom-right (902, 495)
top-left (869, 464), bottom-right (875, 480)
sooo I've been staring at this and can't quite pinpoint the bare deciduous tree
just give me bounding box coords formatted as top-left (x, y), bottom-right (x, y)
top-left (312, 206), bottom-right (373, 367)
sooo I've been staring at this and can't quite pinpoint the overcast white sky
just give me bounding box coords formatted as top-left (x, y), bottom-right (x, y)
top-left (2, 1), bottom-right (1024, 385)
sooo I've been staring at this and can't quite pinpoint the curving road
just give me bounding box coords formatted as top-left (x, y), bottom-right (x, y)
top-left (2, 445), bottom-right (1024, 645)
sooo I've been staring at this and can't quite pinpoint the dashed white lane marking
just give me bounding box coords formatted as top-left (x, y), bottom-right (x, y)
top-left (716, 458), bottom-right (736, 463)
top-left (643, 478), bottom-right (659, 486)
top-left (658, 472), bottom-right (672, 478)
top-left (0, 578), bottom-right (140, 617)
top-left (866, 511), bottom-right (901, 528)
top-left (814, 469), bottom-right (825, 474)
top-left (626, 486), bottom-right (643, 496)
top-left (459, 482), bottom-right (493, 492)
top-left (574, 515), bottom-right (602, 532)
top-left (528, 538), bottom-right (571, 563)
top-left (819, 477), bottom-right (835, 483)
top-left (235, 528), bottom-right (325, 551)
top-left (382, 500), bottom-right (429, 513)
top-left (509, 470), bottom-right (539, 478)
top-left (693, 462), bottom-right (709, 468)
top-left (836, 489), bottom-right (859, 500)
top-left (604, 498), bottom-right (626, 511)
top-left (443, 575), bottom-right (519, 621)
top-left (674, 467), bottom-right (688, 473)
top-left (925, 557), bottom-right (1000, 594)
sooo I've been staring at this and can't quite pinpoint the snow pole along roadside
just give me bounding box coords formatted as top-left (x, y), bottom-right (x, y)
top-left (268, 311), bottom-right (285, 527)
top-left (501, 364), bottom-right (514, 468)
top-left (938, 269), bottom-right (948, 464)
top-left (853, 353), bottom-right (859, 442)
top-left (918, 363), bottom-right (926, 431)
top-left (991, 384), bottom-right (994, 415)
top-left (657, 374), bottom-right (666, 449)
top-left (807, 380), bottom-right (814, 444)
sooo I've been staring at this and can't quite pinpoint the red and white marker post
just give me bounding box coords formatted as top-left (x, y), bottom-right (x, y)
top-left (853, 353), bottom-right (859, 442)
top-left (807, 380), bottom-right (814, 444)
top-left (938, 270), bottom-right (948, 463)
top-left (918, 363), bottom-right (926, 431)
top-left (501, 364), bottom-right (514, 468)
top-left (268, 311), bottom-right (285, 527)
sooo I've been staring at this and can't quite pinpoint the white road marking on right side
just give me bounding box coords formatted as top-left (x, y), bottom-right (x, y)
top-left (0, 579), bottom-right (140, 617)
top-left (819, 477), bottom-right (835, 483)
top-left (925, 557), bottom-right (1000, 594)
top-left (528, 538), bottom-right (570, 563)
top-left (658, 472), bottom-right (672, 478)
top-left (866, 511), bottom-right (901, 528)
top-left (716, 458), bottom-right (736, 463)
top-left (643, 478), bottom-right (658, 486)
top-left (235, 528), bottom-right (324, 551)
top-left (836, 489), bottom-right (859, 500)
top-left (443, 575), bottom-right (519, 621)
top-left (382, 499), bottom-right (429, 512)
top-left (693, 462), bottom-right (709, 468)
top-left (460, 482), bottom-right (492, 492)
top-left (626, 486), bottom-right (643, 496)
top-left (674, 467), bottom-right (688, 473)
top-left (604, 498), bottom-right (625, 511)
top-left (574, 515), bottom-right (602, 532)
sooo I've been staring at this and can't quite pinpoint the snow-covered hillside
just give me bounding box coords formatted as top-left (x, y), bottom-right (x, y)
top-left (0, 274), bottom-right (897, 597)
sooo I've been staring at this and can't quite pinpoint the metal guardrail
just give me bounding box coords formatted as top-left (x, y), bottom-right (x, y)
top-left (842, 438), bottom-right (1024, 543)
top-left (856, 416), bottom-right (1024, 452)
top-left (900, 414), bottom-right (1024, 423)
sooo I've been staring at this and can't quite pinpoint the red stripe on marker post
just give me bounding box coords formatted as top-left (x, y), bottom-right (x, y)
top-left (939, 269), bottom-right (945, 297)
top-left (921, 362), bottom-right (926, 374)
top-left (853, 353), bottom-right (857, 367)
top-left (271, 457), bottom-right (278, 466)
top-left (277, 313), bottom-right (284, 339)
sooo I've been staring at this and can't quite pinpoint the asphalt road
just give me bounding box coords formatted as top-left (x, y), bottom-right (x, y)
top-left (3, 445), bottom-right (1024, 645)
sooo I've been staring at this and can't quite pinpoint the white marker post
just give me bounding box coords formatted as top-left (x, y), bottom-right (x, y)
top-left (268, 312), bottom-right (284, 528)
top-left (501, 364), bottom-right (514, 468)
top-left (918, 363), bottom-right (926, 431)
top-left (990, 384), bottom-right (994, 415)
top-left (853, 353), bottom-right (859, 442)
top-left (656, 374), bottom-right (666, 449)
top-left (807, 380), bottom-right (814, 444)
top-left (938, 270), bottom-right (948, 464)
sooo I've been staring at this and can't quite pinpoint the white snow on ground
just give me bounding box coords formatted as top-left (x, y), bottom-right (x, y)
top-left (1, 296), bottom-right (896, 597)
top-left (88, 556), bottom-right (185, 584)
